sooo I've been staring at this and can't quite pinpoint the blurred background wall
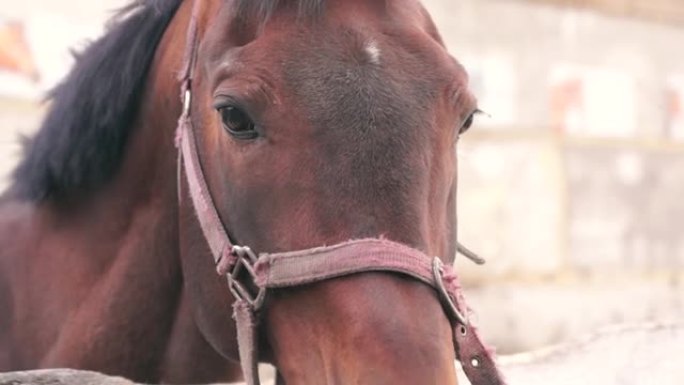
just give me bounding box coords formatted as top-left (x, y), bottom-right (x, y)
top-left (0, 0), bottom-right (682, 354)
top-left (0, 0), bottom-right (122, 191)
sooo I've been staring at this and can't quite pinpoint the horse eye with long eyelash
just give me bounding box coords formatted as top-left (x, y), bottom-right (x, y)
top-left (217, 105), bottom-right (258, 140)
top-left (459, 109), bottom-right (481, 135)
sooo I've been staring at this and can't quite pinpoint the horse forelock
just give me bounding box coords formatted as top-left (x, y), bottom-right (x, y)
top-left (235, 0), bottom-right (326, 23)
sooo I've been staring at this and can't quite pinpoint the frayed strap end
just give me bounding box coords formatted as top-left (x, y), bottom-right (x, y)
top-left (233, 300), bottom-right (261, 385)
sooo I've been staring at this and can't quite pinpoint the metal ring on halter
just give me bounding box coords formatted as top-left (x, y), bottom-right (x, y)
top-left (232, 245), bottom-right (259, 264)
top-left (432, 257), bottom-right (468, 326)
top-left (227, 245), bottom-right (267, 310)
top-left (183, 89), bottom-right (192, 116)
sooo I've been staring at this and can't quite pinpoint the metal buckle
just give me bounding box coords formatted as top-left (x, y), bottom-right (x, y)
top-left (227, 245), bottom-right (266, 310)
top-left (432, 257), bottom-right (468, 326)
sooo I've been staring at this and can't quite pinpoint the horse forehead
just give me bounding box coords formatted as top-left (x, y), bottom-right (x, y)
top-left (272, 27), bottom-right (450, 122)
top-left (284, 9), bottom-right (459, 93)
top-left (204, 1), bottom-right (466, 121)
top-left (204, 0), bottom-right (462, 86)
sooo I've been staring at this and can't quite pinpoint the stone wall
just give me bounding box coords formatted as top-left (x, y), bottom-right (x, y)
top-left (421, 0), bottom-right (684, 352)
top-left (0, 0), bottom-right (120, 190)
top-left (526, 0), bottom-right (684, 25)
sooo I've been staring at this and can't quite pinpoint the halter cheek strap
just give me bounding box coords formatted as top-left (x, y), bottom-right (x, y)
top-left (175, 2), bottom-right (507, 385)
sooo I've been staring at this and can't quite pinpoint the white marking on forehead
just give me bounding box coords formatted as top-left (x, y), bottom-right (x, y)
top-left (364, 40), bottom-right (381, 65)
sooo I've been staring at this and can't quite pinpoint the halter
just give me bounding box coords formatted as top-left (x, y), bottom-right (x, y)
top-left (175, 3), bottom-right (507, 384)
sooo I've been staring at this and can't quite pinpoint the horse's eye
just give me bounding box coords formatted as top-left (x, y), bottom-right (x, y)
top-left (459, 110), bottom-right (479, 135)
top-left (218, 106), bottom-right (258, 139)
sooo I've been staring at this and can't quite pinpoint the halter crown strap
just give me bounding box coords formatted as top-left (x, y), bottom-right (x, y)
top-left (176, 3), bottom-right (260, 382)
top-left (177, 1), bottom-right (236, 266)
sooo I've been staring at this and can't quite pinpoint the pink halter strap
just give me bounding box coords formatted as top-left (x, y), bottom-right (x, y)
top-left (175, 2), bottom-right (507, 385)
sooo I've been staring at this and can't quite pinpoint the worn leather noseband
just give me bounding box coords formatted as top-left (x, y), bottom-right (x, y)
top-left (175, 2), bottom-right (507, 384)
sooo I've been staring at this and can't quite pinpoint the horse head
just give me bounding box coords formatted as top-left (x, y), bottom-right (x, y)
top-left (177, 1), bottom-right (480, 384)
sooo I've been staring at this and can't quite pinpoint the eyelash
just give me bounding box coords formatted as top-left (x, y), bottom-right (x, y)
top-left (459, 109), bottom-right (481, 135)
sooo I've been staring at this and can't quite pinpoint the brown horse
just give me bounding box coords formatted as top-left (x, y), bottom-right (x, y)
top-left (0, 0), bottom-right (493, 384)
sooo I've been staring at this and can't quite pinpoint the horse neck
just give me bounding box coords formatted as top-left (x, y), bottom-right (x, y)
top-left (41, 12), bottom-right (188, 258)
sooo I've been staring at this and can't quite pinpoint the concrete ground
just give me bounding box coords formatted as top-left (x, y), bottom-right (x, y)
top-left (1, 323), bottom-right (681, 384)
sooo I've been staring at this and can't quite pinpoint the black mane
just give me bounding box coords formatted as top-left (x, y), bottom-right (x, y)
top-left (11, 0), bottom-right (325, 202)
top-left (11, 0), bottom-right (183, 201)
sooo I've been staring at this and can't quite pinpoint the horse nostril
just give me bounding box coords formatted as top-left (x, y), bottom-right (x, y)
top-left (459, 325), bottom-right (467, 336)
